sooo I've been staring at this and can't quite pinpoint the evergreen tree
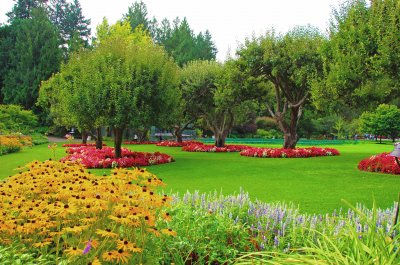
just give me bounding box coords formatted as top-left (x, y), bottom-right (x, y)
top-left (6, 0), bottom-right (46, 21)
top-left (2, 8), bottom-right (62, 111)
top-left (48, 0), bottom-right (91, 54)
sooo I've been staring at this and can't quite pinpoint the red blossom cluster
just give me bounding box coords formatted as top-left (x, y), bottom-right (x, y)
top-left (358, 152), bottom-right (400, 175)
top-left (123, 141), bottom-right (158, 145)
top-left (61, 146), bottom-right (174, 168)
top-left (240, 147), bottom-right (340, 158)
top-left (182, 143), bottom-right (251, 152)
top-left (62, 143), bottom-right (106, 147)
top-left (156, 140), bottom-right (204, 147)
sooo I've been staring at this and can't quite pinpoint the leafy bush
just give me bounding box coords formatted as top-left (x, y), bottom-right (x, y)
top-left (30, 133), bottom-right (49, 145)
top-left (0, 160), bottom-right (175, 264)
top-left (0, 104), bottom-right (38, 134)
top-left (255, 129), bottom-right (282, 139)
top-left (0, 243), bottom-right (60, 265)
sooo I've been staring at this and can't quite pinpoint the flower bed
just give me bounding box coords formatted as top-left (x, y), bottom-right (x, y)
top-left (61, 146), bottom-right (174, 168)
top-left (156, 140), bottom-right (204, 147)
top-left (182, 143), bottom-right (250, 152)
top-left (358, 152), bottom-right (400, 175)
top-left (0, 160), bottom-right (174, 264)
top-left (123, 141), bottom-right (158, 145)
top-left (240, 147), bottom-right (340, 158)
top-left (62, 143), bottom-right (106, 147)
top-left (0, 135), bottom-right (32, 155)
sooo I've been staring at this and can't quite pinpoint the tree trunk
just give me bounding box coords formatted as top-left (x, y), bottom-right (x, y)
top-left (96, 127), bottom-right (103, 149)
top-left (213, 128), bottom-right (228, 147)
top-left (275, 107), bottom-right (300, 149)
top-left (81, 131), bottom-right (88, 144)
top-left (113, 127), bottom-right (124, 158)
top-left (174, 126), bottom-right (183, 143)
top-left (137, 128), bottom-right (149, 142)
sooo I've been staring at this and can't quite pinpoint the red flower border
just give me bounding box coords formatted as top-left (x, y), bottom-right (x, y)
top-left (61, 146), bottom-right (174, 168)
top-left (358, 152), bottom-right (400, 175)
top-left (182, 143), bottom-right (250, 152)
top-left (240, 147), bottom-right (340, 158)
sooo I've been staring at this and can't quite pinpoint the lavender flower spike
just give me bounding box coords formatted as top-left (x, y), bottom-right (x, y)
top-left (83, 239), bottom-right (92, 255)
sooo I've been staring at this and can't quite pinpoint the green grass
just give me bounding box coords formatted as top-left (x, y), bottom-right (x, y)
top-left (0, 141), bottom-right (398, 214)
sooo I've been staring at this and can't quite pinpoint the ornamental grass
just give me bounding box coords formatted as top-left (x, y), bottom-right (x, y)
top-left (358, 152), bottom-right (400, 175)
top-left (240, 147), bottom-right (340, 158)
top-left (61, 146), bottom-right (174, 168)
top-left (0, 160), bottom-right (175, 264)
top-left (0, 135), bottom-right (32, 155)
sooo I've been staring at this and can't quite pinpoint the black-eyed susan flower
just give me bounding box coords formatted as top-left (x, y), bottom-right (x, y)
top-left (102, 249), bottom-right (131, 264)
top-left (95, 228), bottom-right (118, 238)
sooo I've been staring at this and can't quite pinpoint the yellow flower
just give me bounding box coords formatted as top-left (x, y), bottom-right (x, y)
top-left (64, 246), bottom-right (83, 257)
top-left (95, 228), bottom-right (118, 238)
top-left (102, 249), bottom-right (131, 264)
top-left (161, 228), bottom-right (177, 236)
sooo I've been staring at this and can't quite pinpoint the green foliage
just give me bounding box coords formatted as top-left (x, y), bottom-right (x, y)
top-left (313, 0), bottom-right (400, 114)
top-left (360, 104), bottom-right (400, 141)
top-left (6, 0), bottom-right (47, 21)
top-left (0, 104), bottom-right (38, 134)
top-left (157, 201), bottom-right (252, 264)
top-left (2, 8), bottom-right (62, 111)
top-left (237, 26), bottom-right (324, 148)
top-left (48, 0), bottom-right (91, 54)
top-left (123, 1), bottom-right (217, 66)
top-left (0, 243), bottom-right (59, 265)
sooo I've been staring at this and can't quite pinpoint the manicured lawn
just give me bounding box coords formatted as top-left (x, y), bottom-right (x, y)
top-left (0, 141), bottom-right (398, 213)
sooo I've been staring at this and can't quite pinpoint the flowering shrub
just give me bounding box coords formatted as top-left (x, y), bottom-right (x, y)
top-left (182, 143), bottom-right (250, 152)
top-left (123, 141), bottom-right (158, 145)
top-left (156, 140), bottom-right (204, 147)
top-left (0, 135), bottom-right (32, 155)
top-left (61, 146), bottom-right (174, 168)
top-left (358, 152), bottom-right (400, 175)
top-left (62, 143), bottom-right (106, 147)
top-left (240, 147), bottom-right (340, 158)
top-left (0, 160), bottom-right (175, 264)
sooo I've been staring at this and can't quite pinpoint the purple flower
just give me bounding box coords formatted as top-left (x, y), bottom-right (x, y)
top-left (83, 239), bottom-right (92, 255)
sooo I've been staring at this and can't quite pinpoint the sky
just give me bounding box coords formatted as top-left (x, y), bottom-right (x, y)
top-left (0, 0), bottom-right (342, 61)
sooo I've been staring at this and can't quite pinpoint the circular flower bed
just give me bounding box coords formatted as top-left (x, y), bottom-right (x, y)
top-left (240, 147), bottom-right (340, 158)
top-left (0, 160), bottom-right (174, 264)
top-left (182, 143), bottom-right (250, 152)
top-left (123, 141), bottom-right (158, 145)
top-left (61, 146), bottom-right (174, 168)
top-left (156, 140), bottom-right (204, 147)
top-left (358, 153), bottom-right (400, 175)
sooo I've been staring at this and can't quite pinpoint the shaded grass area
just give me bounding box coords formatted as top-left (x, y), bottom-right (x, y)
top-left (0, 141), bottom-right (397, 213)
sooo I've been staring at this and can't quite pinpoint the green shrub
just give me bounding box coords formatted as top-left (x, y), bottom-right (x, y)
top-left (0, 243), bottom-right (60, 265)
top-left (0, 105), bottom-right (38, 134)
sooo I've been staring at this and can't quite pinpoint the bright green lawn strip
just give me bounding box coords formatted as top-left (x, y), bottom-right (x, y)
top-left (0, 141), bottom-right (397, 214)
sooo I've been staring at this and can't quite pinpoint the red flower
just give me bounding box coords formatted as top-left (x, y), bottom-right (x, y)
top-left (239, 147), bottom-right (340, 158)
top-left (358, 152), bottom-right (400, 175)
top-left (60, 146), bottom-right (174, 169)
top-left (182, 143), bottom-right (250, 152)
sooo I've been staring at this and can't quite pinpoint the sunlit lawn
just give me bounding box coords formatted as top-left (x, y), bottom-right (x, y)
top-left (0, 140), bottom-right (397, 213)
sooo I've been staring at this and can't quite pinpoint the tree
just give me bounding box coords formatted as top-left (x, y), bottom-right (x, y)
top-left (48, 0), bottom-right (91, 55)
top-left (41, 20), bottom-right (179, 157)
top-left (0, 104), bottom-right (38, 134)
top-left (237, 26), bottom-right (324, 148)
top-left (180, 60), bottom-right (259, 147)
top-left (6, 0), bottom-right (47, 21)
top-left (123, 1), bottom-right (217, 66)
top-left (360, 104), bottom-right (400, 143)
top-left (2, 8), bottom-right (62, 111)
top-left (312, 0), bottom-right (399, 115)
top-left (0, 25), bottom-right (13, 104)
